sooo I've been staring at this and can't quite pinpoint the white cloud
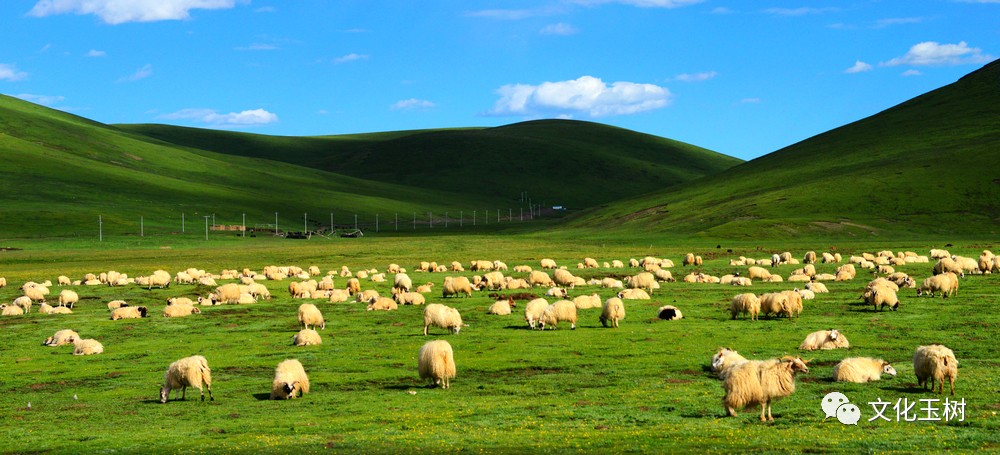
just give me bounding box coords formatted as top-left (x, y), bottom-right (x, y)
top-left (881, 41), bottom-right (993, 66)
top-left (86, 49), bottom-right (107, 57)
top-left (844, 60), bottom-right (873, 74)
top-left (235, 43), bottom-right (278, 51)
top-left (117, 63), bottom-right (152, 82)
top-left (711, 7), bottom-right (735, 14)
top-left (488, 76), bottom-right (671, 118)
top-left (901, 69), bottom-right (922, 77)
top-left (0, 63), bottom-right (28, 81)
top-left (763, 7), bottom-right (839, 16)
top-left (27, 0), bottom-right (238, 24)
top-left (674, 71), bottom-right (717, 82)
top-left (334, 53), bottom-right (368, 64)
top-left (14, 93), bottom-right (64, 105)
top-left (390, 99), bottom-right (436, 111)
top-left (540, 23), bottom-right (578, 35)
top-left (253, 6), bottom-right (275, 13)
top-left (160, 108), bottom-right (278, 127)
top-left (574, 0), bottom-right (704, 7)
top-left (872, 17), bottom-right (923, 29)
top-left (739, 98), bottom-right (761, 104)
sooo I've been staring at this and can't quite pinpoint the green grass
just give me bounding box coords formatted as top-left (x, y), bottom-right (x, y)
top-left (0, 235), bottom-right (997, 453)
top-left (570, 60), bottom-right (1000, 238)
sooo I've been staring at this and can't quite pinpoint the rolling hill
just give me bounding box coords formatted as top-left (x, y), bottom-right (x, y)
top-left (568, 60), bottom-right (1000, 239)
top-left (116, 120), bottom-right (742, 210)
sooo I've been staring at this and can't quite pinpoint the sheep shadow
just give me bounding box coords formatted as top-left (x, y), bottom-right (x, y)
top-left (884, 384), bottom-right (930, 394)
top-left (505, 325), bottom-right (536, 331)
top-left (253, 393), bottom-right (272, 401)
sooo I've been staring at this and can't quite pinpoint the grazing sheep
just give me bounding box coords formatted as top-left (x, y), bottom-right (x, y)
top-left (805, 281), bottom-right (828, 293)
top-left (833, 358), bottom-right (897, 383)
top-left (43, 329), bottom-right (81, 347)
top-left (583, 257), bottom-right (600, 268)
top-left (553, 269), bottom-right (578, 288)
top-left (442, 276), bottom-right (474, 298)
top-left (572, 293), bottom-right (602, 310)
top-left (392, 273), bottom-right (413, 294)
top-left (539, 300), bottom-right (578, 330)
top-left (110, 306), bottom-right (148, 320)
top-left (914, 344), bottom-right (958, 395)
top-left (657, 305), bottom-right (683, 320)
top-left (599, 297), bottom-right (625, 328)
top-left (887, 272), bottom-right (916, 289)
top-left (529, 271), bottom-right (556, 288)
top-left (611, 260), bottom-right (624, 268)
top-left (617, 289), bottom-right (650, 300)
top-left (488, 298), bottom-right (514, 315)
top-left (979, 250), bottom-right (996, 274)
top-left (366, 297), bottom-right (398, 311)
top-left (245, 283), bottom-right (270, 300)
top-left (802, 251), bottom-right (817, 264)
top-left (711, 347), bottom-right (749, 379)
top-left (540, 259), bottom-right (558, 269)
top-left (72, 338), bottom-right (104, 355)
top-left (271, 359), bottom-right (310, 400)
top-left (625, 272), bottom-right (660, 294)
top-left (513, 265), bottom-right (532, 273)
top-left (951, 255), bottom-right (980, 275)
top-left (862, 286), bottom-right (899, 311)
top-left (747, 267), bottom-right (772, 281)
top-left (418, 340), bottom-right (456, 389)
top-left (780, 290), bottom-right (803, 318)
top-left (470, 260), bottom-right (494, 272)
top-left (146, 270), bottom-right (172, 289)
top-left (298, 303), bottom-right (325, 330)
top-left (799, 329), bottom-right (850, 351)
top-left (759, 293), bottom-right (788, 318)
top-left (723, 356), bottom-right (810, 421)
top-left (12, 295), bottom-right (33, 314)
top-left (730, 293), bottom-right (760, 321)
top-left (524, 298), bottom-right (549, 330)
top-left (393, 291), bottom-right (426, 306)
top-left (23, 285), bottom-right (48, 303)
top-left (206, 283), bottom-right (242, 305)
top-left (163, 305), bottom-right (202, 318)
top-left (57, 275), bottom-right (71, 286)
top-left (159, 355), bottom-right (214, 403)
top-left (423, 304), bottom-right (464, 335)
top-left (316, 276), bottom-right (336, 291)
top-left (480, 271), bottom-right (506, 290)
top-left (326, 289), bottom-right (351, 303)
top-left (346, 278), bottom-right (361, 295)
top-left (293, 329), bottom-right (322, 346)
top-left (601, 277), bottom-right (624, 289)
top-left (933, 258), bottom-right (964, 277)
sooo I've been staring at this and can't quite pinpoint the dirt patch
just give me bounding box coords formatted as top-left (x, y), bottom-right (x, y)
top-left (679, 369), bottom-right (702, 376)
top-left (124, 153), bottom-right (144, 161)
top-left (106, 371), bottom-right (125, 378)
top-left (0, 247), bottom-right (23, 251)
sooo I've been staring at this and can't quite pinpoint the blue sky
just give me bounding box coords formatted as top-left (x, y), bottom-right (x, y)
top-left (1, 1), bottom-right (996, 160)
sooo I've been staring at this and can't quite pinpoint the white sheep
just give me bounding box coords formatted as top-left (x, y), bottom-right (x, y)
top-left (271, 359), bottom-right (310, 399)
top-left (160, 355), bottom-right (214, 403)
top-left (540, 258), bottom-right (558, 269)
top-left (43, 329), bottom-right (80, 347)
top-left (355, 289), bottom-right (380, 304)
top-left (862, 285), bottom-right (899, 311)
top-left (346, 278), bottom-right (361, 295)
top-left (163, 305), bottom-right (202, 318)
top-left (13, 295), bottom-right (33, 313)
top-left (366, 297), bottom-right (398, 311)
top-left (488, 298), bottom-right (514, 315)
top-left (393, 291), bottom-right (426, 306)
top-left (539, 300), bottom-right (577, 330)
top-left (423, 303), bottom-right (464, 335)
top-left (450, 261), bottom-right (465, 272)
top-left (442, 276), bottom-right (473, 298)
top-left (545, 287), bottom-right (568, 298)
top-left (418, 340), bottom-right (456, 389)
top-left (327, 289), bottom-right (351, 303)
top-left (1, 303), bottom-right (24, 316)
top-left (759, 293), bottom-right (788, 318)
top-left (513, 265), bottom-right (532, 273)
top-left (57, 289), bottom-right (79, 308)
top-left (583, 257), bottom-right (599, 268)
top-left (625, 272), bottom-right (660, 294)
top-left (657, 305), bottom-right (683, 320)
top-left (730, 293), bottom-right (760, 321)
top-left (933, 258), bottom-right (964, 277)
top-left (205, 283), bottom-right (241, 305)
top-left (110, 306), bottom-right (148, 320)
top-left (524, 298), bottom-right (549, 329)
top-left (297, 303), bottom-right (325, 330)
top-left (723, 356), bottom-right (810, 421)
top-left (747, 266), bottom-right (772, 281)
top-left (553, 269), bottom-right (578, 288)
top-left (799, 329), bottom-right (850, 351)
top-left (529, 271), bottom-right (556, 288)
top-left (797, 289), bottom-right (815, 300)
top-left (293, 329), bottom-right (323, 346)
top-left (572, 293), bottom-right (602, 310)
top-left (393, 273), bottom-right (413, 293)
top-left (617, 289), bottom-right (650, 300)
top-left (601, 277), bottom-right (624, 289)
top-left (914, 344), bottom-right (958, 395)
top-left (833, 358), bottom-right (897, 383)
top-left (72, 338), bottom-right (104, 355)
top-left (711, 347), bottom-right (748, 379)
top-left (599, 297), bottom-right (625, 328)
top-left (805, 281), bottom-right (828, 293)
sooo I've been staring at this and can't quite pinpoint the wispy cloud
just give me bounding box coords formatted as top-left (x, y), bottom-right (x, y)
top-left (487, 75), bottom-right (671, 118)
top-left (86, 49), bottom-right (107, 57)
top-left (901, 69), bottom-right (922, 77)
top-left (14, 93), bottom-right (64, 106)
top-left (0, 63), bottom-right (28, 81)
top-left (872, 17), bottom-right (923, 29)
top-left (334, 53), bottom-right (368, 64)
top-left (844, 60), bottom-right (873, 74)
top-left (881, 41), bottom-right (993, 66)
top-left (235, 43), bottom-right (279, 51)
top-left (711, 7), bottom-right (735, 14)
top-left (466, 6), bottom-right (565, 20)
top-left (160, 108), bottom-right (279, 127)
top-left (739, 98), bottom-right (761, 104)
top-left (28, 0), bottom-right (239, 25)
top-left (117, 64), bottom-right (152, 82)
top-left (540, 23), bottom-right (579, 35)
top-left (674, 71), bottom-right (717, 82)
top-left (254, 6), bottom-right (276, 13)
top-left (390, 98), bottom-right (435, 111)
top-left (763, 7), bottom-right (839, 16)
top-left (573, 0), bottom-right (704, 7)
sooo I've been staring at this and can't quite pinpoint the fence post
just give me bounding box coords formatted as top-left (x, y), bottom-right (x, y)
top-left (429, 212), bottom-right (433, 229)
top-left (473, 210), bottom-right (476, 226)
top-left (445, 212), bottom-right (448, 228)
top-left (182, 212), bottom-right (185, 233)
top-left (99, 215), bottom-right (103, 242)
top-left (275, 212), bottom-right (279, 236)
top-left (140, 216), bottom-right (144, 237)
top-left (242, 213), bottom-right (246, 237)
top-left (204, 216), bottom-right (210, 240)
top-left (376, 214), bottom-right (379, 233)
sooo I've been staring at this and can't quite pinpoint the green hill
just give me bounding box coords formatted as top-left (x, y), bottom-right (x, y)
top-left (116, 119), bottom-right (742, 209)
top-left (569, 60), bottom-right (1000, 239)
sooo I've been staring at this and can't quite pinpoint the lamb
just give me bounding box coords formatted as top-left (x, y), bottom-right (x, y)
top-left (573, 293), bottom-right (602, 310)
top-left (540, 258), bottom-right (558, 269)
top-left (617, 289), bottom-right (650, 300)
top-left (163, 305), bottom-right (202, 318)
top-left (43, 329), bottom-right (81, 347)
top-left (546, 287), bottom-right (568, 298)
top-left (528, 271), bottom-right (556, 287)
top-left (1, 304), bottom-right (25, 316)
top-left (599, 297), bottom-right (625, 328)
top-left (298, 303), bottom-right (325, 330)
top-left (393, 273), bottom-right (413, 293)
top-left (488, 298), bottom-right (514, 315)
top-left (799, 329), bottom-right (850, 351)
top-left (418, 340), bottom-right (456, 389)
top-left (416, 282), bottom-right (434, 293)
top-left (730, 293), bottom-right (760, 321)
top-left (72, 337), bottom-right (104, 355)
top-left (625, 272), bottom-right (660, 294)
top-left (833, 358), bottom-right (897, 383)
top-left (293, 329), bottom-right (322, 346)
top-left (159, 355), bottom-right (214, 403)
top-left (366, 297), bottom-right (398, 311)
top-left (723, 356), bottom-right (810, 421)
top-left (711, 347), bottom-right (748, 379)
top-left (111, 306), bottom-right (148, 320)
top-left (914, 344), bottom-right (958, 395)
top-left (538, 300), bottom-right (578, 330)
top-left (13, 295), bottom-right (33, 313)
top-left (442, 276), bottom-right (474, 298)
top-left (524, 298), bottom-right (549, 330)
top-left (423, 303), bottom-right (464, 335)
top-left (271, 359), bottom-right (310, 399)
top-left (657, 305), bottom-right (683, 320)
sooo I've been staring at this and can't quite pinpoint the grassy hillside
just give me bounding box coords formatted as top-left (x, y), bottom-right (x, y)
top-left (570, 60), bottom-right (1000, 239)
top-left (0, 95), bottom-right (504, 239)
top-left (117, 120), bottom-right (743, 210)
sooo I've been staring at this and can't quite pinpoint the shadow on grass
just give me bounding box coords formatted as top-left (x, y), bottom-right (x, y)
top-left (253, 393), bottom-right (272, 401)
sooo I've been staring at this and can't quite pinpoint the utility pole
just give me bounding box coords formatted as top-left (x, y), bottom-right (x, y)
top-left (304, 213), bottom-right (307, 233)
top-left (182, 213), bottom-right (185, 233)
top-left (99, 215), bottom-right (103, 242)
top-left (445, 212), bottom-right (448, 228)
top-left (204, 216), bottom-right (210, 240)
top-left (275, 212), bottom-right (278, 236)
top-left (242, 213), bottom-right (246, 237)
top-left (376, 214), bottom-right (379, 233)
top-left (140, 216), bottom-right (144, 237)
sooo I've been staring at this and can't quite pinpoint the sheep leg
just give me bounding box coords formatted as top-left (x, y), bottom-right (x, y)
top-left (423, 324), bottom-right (429, 336)
top-left (949, 377), bottom-right (954, 396)
top-left (726, 405), bottom-right (737, 417)
top-left (181, 386), bottom-right (187, 401)
top-left (759, 403), bottom-right (768, 422)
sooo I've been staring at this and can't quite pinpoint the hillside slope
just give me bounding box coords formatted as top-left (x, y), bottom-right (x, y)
top-left (117, 120), bottom-right (743, 209)
top-left (570, 60), bottom-right (1000, 239)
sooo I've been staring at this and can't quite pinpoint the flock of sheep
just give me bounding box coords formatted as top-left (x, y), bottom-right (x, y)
top-left (1, 247), bottom-right (990, 419)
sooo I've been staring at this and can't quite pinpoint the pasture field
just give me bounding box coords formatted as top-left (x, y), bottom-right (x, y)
top-left (0, 234), bottom-right (998, 453)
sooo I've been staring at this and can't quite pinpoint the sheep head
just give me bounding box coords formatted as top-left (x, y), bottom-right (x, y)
top-left (829, 330), bottom-right (840, 340)
top-left (781, 356), bottom-right (810, 374)
top-left (882, 362), bottom-right (897, 377)
top-left (159, 387), bottom-right (170, 403)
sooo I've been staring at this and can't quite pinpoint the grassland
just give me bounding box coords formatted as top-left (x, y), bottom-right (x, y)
top-left (1, 235), bottom-right (997, 453)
